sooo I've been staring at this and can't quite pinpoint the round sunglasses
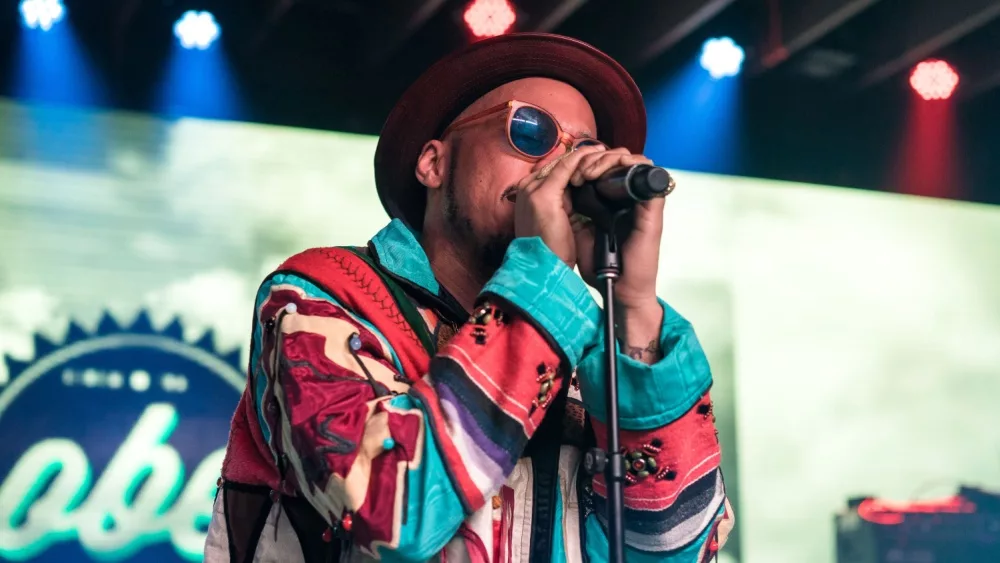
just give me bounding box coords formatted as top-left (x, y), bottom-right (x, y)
top-left (440, 100), bottom-right (605, 159)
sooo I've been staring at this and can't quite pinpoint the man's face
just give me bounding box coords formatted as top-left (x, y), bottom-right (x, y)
top-left (421, 77), bottom-right (599, 274)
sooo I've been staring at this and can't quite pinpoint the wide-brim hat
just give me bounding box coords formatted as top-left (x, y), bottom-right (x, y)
top-left (374, 32), bottom-right (647, 231)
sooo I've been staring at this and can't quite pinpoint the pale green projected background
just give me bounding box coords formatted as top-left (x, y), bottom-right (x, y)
top-left (0, 99), bottom-right (998, 563)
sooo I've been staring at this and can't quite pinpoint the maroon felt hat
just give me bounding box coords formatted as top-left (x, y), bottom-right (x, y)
top-left (373, 32), bottom-right (647, 231)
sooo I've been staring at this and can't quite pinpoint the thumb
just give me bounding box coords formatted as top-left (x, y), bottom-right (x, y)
top-left (631, 196), bottom-right (666, 236)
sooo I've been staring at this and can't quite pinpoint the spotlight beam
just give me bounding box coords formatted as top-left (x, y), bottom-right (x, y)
top-left (757, 0), bottom-right (880, 71)
top-left (174, 10), bottom-right (220, 50)
top-left (859, 0), bottom-right (1000, 90)
top-left (20, 0), bottom-right (65, 31)
top-left (910, 60), bottom-right (959, 100)
top-left (463, 0), bottom-right (516, 38)
top-left (701, 37), bottom-right (745, 79)
top-left (361, 0), bottom-right (448, 67)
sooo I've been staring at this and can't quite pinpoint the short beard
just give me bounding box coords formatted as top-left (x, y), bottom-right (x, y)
top-left (443, 146), bottom-right (513, 278)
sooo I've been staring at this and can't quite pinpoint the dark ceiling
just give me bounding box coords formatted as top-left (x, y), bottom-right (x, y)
top-left (1, 0), bottom-right (999, 204)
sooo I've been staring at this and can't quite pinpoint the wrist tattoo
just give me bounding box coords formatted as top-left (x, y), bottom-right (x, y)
top-left (626, 339), bottom-right (660, 361)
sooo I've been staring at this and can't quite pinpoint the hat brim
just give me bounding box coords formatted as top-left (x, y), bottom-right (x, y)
top-left (374, 33), bottom-right (647, 232)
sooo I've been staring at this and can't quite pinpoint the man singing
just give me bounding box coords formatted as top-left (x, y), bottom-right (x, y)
top-left (205, 32), bottom-right (732, 562)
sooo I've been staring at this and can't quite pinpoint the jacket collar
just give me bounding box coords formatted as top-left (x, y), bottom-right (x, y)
top-left (369, 219), bottom-right (469, 323)
top-left (369, 219), bottom-right (470, 321)
top-left (369, 219), bottom-right (441, 296)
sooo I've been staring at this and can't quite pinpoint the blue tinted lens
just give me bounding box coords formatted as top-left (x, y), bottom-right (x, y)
top-left (509, 106), bottom-right (559, 157)
top-left (573, 139), bottom-right (604, 151)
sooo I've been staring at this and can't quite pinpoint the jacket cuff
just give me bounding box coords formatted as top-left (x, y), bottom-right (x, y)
top-left (578, 299), bottom-right (712, 430)
top-left (480, 237), bottom-right (599, 368)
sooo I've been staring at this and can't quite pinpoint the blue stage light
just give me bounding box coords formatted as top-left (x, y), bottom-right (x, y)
top-left (699, 37), bottom-right (745, 79)
top-left (173, 10), bottom-right (220, 50)
top-left (19, 0), bottom-right (64, 31)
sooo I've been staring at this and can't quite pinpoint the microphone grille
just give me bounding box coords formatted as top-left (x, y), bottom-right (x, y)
top-left (636, 166), bottom-right (674, 198)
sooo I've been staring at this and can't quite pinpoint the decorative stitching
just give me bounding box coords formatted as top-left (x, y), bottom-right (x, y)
top-left (321, 250), bottom-right (423, 348)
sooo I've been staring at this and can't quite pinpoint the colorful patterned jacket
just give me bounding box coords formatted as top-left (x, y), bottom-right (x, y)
top-left (204, 219), bottom-right (733, 562)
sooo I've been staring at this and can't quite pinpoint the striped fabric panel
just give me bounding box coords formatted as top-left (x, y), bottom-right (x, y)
top-left (589, 392), bottom-right (724, 552)
top-left (408, 378), bottom-right (487, 513)
top-left (583, 505), bottom-right (724, 563)
top-left (413, 301), bottom-right (566, 509)
top-left (592, 469), bottom-right (726, 552)
top-left (433, 359), bottom-right (524, 477)
top-left (438, 346), bottom-right (537, 432)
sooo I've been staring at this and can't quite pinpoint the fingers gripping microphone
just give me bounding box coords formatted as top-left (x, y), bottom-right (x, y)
top-left (571, 164), bottom-right (674, 226)
top-left (588, 164), bottom-right (674, 204)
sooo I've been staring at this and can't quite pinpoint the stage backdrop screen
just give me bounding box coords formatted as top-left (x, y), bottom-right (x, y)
top-left (0, 99), bottom-right (998, 563)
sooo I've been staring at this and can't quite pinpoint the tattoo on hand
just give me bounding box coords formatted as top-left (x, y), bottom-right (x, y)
top-left (626, 339), bottom-right (660, 362)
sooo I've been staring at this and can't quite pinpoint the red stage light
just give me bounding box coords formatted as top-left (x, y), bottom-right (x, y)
top-left (463, 0), bottom-right (516, 38)
top-left (909, 60), bottom-right (959, 101)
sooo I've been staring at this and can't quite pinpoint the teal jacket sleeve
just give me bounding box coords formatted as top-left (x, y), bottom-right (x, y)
top-left (577, 300), bottom-right (733, 560)
top-left (577, 299), bottom-right (713, 430)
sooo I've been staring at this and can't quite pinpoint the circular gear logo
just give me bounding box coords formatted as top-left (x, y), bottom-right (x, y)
top-left (0, 311), bottom-right (243, 562)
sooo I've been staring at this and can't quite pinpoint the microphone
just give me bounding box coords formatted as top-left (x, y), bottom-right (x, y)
top-left (571, 164), bottom-right (674, 221)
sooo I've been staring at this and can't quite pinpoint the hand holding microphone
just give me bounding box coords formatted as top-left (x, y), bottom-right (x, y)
top-left (571, 163), bottom-right (675, 217)
top-left (512, 146), bottom-right (672, 306)
top-left (565, 148), bottom-right (671, 308)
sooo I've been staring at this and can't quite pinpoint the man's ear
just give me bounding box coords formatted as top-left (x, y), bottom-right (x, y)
top-left (415, 140), bottom-right (448, 190)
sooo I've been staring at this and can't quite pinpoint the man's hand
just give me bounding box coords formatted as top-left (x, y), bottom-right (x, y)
top-left (512, 144), bottom-right (606, 268)
top-left (513, 145), bottom-right (668, 364)
top-left (568, 148), bottom-right (664, 306)
top-left (569, 148), bottom-right (667, 364)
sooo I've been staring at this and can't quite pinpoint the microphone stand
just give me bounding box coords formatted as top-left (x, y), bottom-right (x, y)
top-left (582, 207), bottom-right (632, 563)
top-left (570, 165), bottom-right (674, 563)
top-left (574, 165), bottom-right (674, 563)
top-left (598, 222), bottom-right (626, 563)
